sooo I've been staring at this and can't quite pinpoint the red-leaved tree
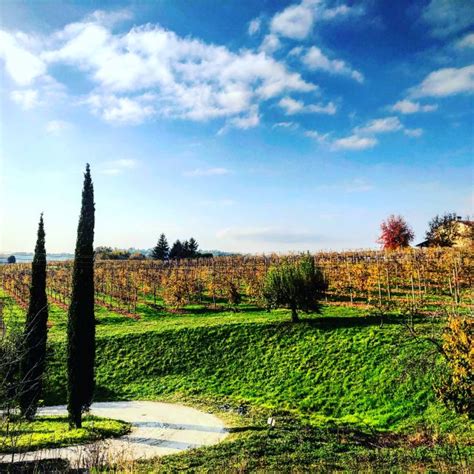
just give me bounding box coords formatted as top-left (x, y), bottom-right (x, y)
top-left (377, 215), bottom-right (414, 250)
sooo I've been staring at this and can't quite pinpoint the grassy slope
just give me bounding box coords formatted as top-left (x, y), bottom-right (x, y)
top-left (0, 415), bottom-right (130, 454)
top-left (43, 315), bottom-right (465, 432)
top-left (1, 291), bottom-right (472, 471)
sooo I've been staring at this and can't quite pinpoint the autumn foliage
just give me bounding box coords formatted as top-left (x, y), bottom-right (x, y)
top-left (437, 315), bottom-right (474, 417)
top-left (378, 215), bottom-right (414, 250)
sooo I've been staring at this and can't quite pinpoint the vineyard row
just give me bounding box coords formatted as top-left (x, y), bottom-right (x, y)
top-left (1, 248), bottom-right (472, 316)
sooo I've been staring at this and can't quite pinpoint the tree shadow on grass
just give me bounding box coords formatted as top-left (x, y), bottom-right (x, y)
top-left (280, 314), bottom-right (407, 330)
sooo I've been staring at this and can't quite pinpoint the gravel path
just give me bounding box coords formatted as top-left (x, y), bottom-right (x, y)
top-left (1, 401), bottom-right (228, 468)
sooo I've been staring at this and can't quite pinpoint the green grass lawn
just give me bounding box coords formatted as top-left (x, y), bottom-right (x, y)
top-left (1, 289), bottom-right (472, 471)
top-left (0, 415), bottom-right (130, 454)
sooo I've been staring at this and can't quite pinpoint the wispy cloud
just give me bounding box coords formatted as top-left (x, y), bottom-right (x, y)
top-left (456, 32), bottom-right (474, 49)
top-left (82, 94), bottom-right (155, 125)
top-left (391, 99), bottom-right (438, 114)
top-left (270, 2), bottom-right (315, 40)
top-left (269, 0), bottom-right (360, 41)
top-left (421, 0), bottom-right (474, 38)
top-left (404, 128), bottom-right (423, 138)
top-left (217, 226), bottom-right (324, 243)
top-left (10, 89), bottom-right (41, 109)
top-left (259, 34), bottom-right (281, 54)
top-left (278, 96), bottom-right (336, 115)
top-left (410, 65), bottom-right (474, 98)
top-left (273, 121), bottom-right (299, 130)
top-left (248, 17), bottom-right (262, 35)
top-left (331, 134), bottom-right (378, 151)
top-left (298, 46), bottom-right (364, 83)
top-left (184, 167), bottom-right (231, 177)
top-left (356, 116), bottom-right (403, 134)
top-left (304, 130), bottom-right (330, 144)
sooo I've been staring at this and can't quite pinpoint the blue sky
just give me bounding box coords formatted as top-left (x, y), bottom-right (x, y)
top-left (0, 0), bottom-right (473, 253)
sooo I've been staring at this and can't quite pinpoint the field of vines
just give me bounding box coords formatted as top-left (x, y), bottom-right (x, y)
top-left (1, 248), bottom-right (472, 317)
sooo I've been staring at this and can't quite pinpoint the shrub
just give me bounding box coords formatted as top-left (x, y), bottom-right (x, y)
top-left (437, 314), bottom-right (473, 417)
top-left (263, 254), bottom-right (328, 322)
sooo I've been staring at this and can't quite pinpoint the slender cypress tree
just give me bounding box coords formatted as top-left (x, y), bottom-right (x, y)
top-left (67, 164), bottom-right (95, 428)
top-left (19, 214), bottom-right (48, 420)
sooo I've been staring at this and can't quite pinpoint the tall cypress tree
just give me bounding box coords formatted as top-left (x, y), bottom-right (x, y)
top-left (19, 214), bottom-right (48, 420)
top-left (67, 164), bottom-right (95, 428)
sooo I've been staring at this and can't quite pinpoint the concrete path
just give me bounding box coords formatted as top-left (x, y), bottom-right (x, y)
top-left (1, 401), bottom-right (228, 468)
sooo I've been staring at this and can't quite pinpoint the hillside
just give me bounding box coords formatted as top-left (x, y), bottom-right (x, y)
top-left (2, 291), bottom-right (472, 471)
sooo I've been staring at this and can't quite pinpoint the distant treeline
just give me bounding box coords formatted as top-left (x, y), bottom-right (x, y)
top-left (95, 235), bottom-right (215, 261)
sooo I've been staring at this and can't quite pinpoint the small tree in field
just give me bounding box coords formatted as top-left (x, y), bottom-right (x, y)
top-left (377, 215), bottom-right (414, 250)
top-left (169, 240), bottom-right (183, 259)
top-left (263, 255), bottom-right (328, 322)
top-left (151, 234), bottom-right (169, 260)
top-left (188, 237), bottom-right (199, 257)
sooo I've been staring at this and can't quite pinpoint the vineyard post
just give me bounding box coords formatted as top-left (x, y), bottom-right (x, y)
top-left (345, 258), bottom-right (353, 304)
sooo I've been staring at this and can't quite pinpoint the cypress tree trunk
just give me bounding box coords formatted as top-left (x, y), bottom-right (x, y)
top-left (19, 214), bottom-right (48, 420)
top-left (67, 164), bottom-right (95, 428)
top-left (291, 305), bottom-right (299, 323)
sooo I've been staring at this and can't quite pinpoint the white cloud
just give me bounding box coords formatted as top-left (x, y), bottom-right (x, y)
top-left (304, 130), bottom-right (330, 144)
top-left (278, 96), bottom-right (304, 114)
top-left (307, 102), bottom-right (337, 115)
top-left (184, 167), bottom-right (231, 177)
top-left (422, 0), bottom-right (474, 38)
top-left (331, 134), bottom-right (377, 150)
top-left (248, 18), bottom-right (262, 35)
top-left (269, 0), bottom-right (359, 41)
top-left (278, 96), bottom-right (336, 115)
top-left (10, 89), bottom-right (41, 109)
top-left (82, 94), bottom-right (155, 124)
top-left (321, 5), bottom-right (352, 20)
top-left (404, 128), bottom-right (423, 137)
top-left (39, 18), bottom-right (315, 125)
top-left (273, 121), bottom-right (298, 129)
top-left (0, 30), bottom-right (46, 85)
top-left (456, 33), bottom-right (474, 49)
top-left (410, 65), bottom-right (474, 97)
top-left (45, 120), bottom-right (71, 134)
top-left (226, 109), bottom-right (260, 129)
top-left (270, 2), bottom-right (315, 40)
top-left (259, 34), bottom-right (281, 54)
top-left (391, 99), bottom-right (438, 114)
top-left (356, 116), bottom-right (402, 134)
top-left (300, 46), bottom-right (364, 83)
